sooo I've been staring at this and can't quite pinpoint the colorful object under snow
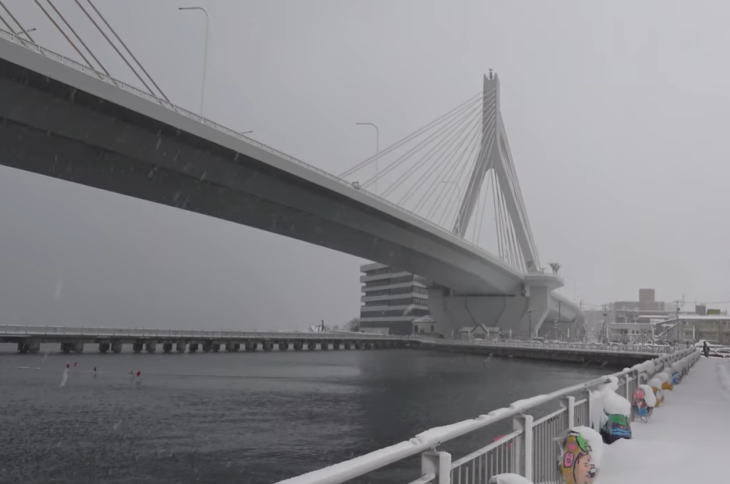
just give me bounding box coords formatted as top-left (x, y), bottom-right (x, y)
top-left (600, 413), bottom-right (632, 444)
top-left (559, 431), bottom-right (597, 484)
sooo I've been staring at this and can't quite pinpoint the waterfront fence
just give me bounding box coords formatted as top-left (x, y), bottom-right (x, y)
top-left (278, 347), bottom-right (698, 484)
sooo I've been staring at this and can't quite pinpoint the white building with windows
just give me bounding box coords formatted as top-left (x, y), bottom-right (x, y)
top-left (359, 263), bottom-right (432, 335)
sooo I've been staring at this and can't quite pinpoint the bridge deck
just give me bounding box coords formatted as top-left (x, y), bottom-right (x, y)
top-left (600, 356), bottom-right (730, 484)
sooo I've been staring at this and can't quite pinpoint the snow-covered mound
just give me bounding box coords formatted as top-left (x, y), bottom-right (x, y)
top-left (488, 473), bottom-right (533, 484)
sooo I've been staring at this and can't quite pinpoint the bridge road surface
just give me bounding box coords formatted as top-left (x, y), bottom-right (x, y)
top-left (599, 357), bottom-right (730, 484)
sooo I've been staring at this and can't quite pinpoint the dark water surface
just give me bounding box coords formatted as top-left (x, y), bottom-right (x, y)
top-left (0, 348), bottom-right (605, 483)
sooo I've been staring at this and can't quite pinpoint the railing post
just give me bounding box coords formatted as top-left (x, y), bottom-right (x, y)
top-left (564, 395), bottom-right (576, 428)
top-left (421, 450), bottom-right (452, 484)
top-left (512, 414), bottom-right (534, 481)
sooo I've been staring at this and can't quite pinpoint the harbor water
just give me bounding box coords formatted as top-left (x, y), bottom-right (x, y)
top-left (0, 348), bottom-right (606, 483)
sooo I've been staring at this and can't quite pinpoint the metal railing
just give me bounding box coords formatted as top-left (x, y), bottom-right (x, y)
top-left (0, 28), bottom-right (525, 277)
top-left (278, 347), bottom-right (699, 484)
top-left (422, 337), bottom-right (675, 355)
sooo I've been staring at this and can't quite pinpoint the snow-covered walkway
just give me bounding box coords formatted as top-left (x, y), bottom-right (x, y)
top-left (599, 357), bottom-right (730, 484)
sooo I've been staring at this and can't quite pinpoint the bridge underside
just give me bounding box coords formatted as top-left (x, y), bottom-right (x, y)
top-left (0, 38), bottom-right (582, 338)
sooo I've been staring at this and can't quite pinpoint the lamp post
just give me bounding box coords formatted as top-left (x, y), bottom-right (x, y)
top-left (178, 6), bottom-right (209, 116)
top-left (355, 122), bottom-right (380, 192)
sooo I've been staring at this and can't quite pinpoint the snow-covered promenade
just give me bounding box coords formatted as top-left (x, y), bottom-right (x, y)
top-left (600, 357), bottom-right (730, 484)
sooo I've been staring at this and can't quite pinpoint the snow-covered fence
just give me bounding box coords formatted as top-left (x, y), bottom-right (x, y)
top-left (277, 347), bottom-right (698, 484)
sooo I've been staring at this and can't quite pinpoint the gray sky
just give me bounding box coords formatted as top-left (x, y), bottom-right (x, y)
top-left (2, 0), bottom-right (730, 330)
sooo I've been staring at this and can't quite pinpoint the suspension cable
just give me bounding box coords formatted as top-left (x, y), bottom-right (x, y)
top-left (0, 1), bottom-right (35, 42)
top-left (339, 92), bottom-right (481, 178)
top-left (381, 102), bottom-right (482, 197)
top-left (45, 0), bottom-right (112, 77)
top-left (82, 0), bottom-right (169, 101)
top-left (34, 0), bottom-right (95, 68)
top-left (361, 101), bottom-right (480, 189)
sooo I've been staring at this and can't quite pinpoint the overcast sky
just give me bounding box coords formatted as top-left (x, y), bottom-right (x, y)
top-left (2, 0), bottom-right (730, 330)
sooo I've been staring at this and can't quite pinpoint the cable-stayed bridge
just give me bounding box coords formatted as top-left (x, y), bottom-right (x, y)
top-left (0, 4), bottom-right (581, 339)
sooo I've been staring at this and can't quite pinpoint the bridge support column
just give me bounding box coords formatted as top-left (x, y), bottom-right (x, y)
top-left (17, 340), bottom-right (40, 354)
top-left (320, 341), bottom-right (329, 351)
top-left (262, 341), bottom-right (273, 352)
top-left (145, 342), bottom-right (157, 353)
top-left (163, 342), bottom-right (173, 353)
top-left (176, 342), bottom-right (186, 353)
top-left (278, 341), bottom-right (289, 351)
top-left (225, 342), bottom-right (240, 352)
top-left (211, 342), bottom-right (220, 353)
top-left (111, 341), bottom-right (123, 353)
top-left (202, 341), bottom-right (213, 353)
top-left (293, 341), bottom-right (303, 351)
top-left (245, 341), bottom-right (257, 352)
top-left (189, 343), bottom-right (199, 353)
top-left (132, 341), bottom-right (144, 354)
top-left (427, 275), bottom-right (559, 340)
top-left (306, 341), bottom-right (316, 351)
top-left (98, 342), bottom-right (110, 354)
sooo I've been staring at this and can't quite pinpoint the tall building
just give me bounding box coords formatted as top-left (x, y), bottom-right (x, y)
top-left (359, 263), bottom-right (431, 335)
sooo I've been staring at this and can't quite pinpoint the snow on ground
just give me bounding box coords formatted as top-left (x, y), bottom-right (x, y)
top-left (598, 357), bottom-right (730, 484)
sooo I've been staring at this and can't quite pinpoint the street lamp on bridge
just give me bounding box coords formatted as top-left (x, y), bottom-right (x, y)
top-left (178, 6), bottom-right (210, 116)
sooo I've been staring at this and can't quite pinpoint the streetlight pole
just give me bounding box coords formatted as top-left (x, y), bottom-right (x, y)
top-left (179, 6), bottom-right (209, 116)
top-left (355, 122), bottom-right (380, 192)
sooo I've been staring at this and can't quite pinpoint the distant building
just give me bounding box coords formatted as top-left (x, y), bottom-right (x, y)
top-left (655, 315), bottom-right (730, 345)
top-left (359, 263), bottom-right (431, 335)
top-left (607, 321), bottom-right (655, 344)
top-left (608, 288), bottom-right (670, 324)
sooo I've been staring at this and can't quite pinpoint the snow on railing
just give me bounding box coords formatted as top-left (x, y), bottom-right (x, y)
top-left (277, 347), bottom-right (699, 484)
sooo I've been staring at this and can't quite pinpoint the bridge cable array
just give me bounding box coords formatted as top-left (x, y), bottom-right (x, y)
top-left (0, 1), bottom-right (35, 42)
top-left (1, 0), bottom-right (168, 102)
top-left (341, 76), bottom-right (540, 273)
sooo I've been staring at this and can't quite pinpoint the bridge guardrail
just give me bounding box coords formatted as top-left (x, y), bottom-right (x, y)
top-left (0, 28), bottom-right (535, 277)
top-left (0, 324), bottom-right (674, 354)
top-left (276, 347), bottom-right (698, 484)
top-left (0, 324), bottom-right (405, 341)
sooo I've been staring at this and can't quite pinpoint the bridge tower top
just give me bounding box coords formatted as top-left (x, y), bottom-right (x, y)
top-left (452, 70), bottom-right (541, 272)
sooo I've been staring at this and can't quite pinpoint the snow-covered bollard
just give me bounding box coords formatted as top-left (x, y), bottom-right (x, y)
top-left (488, 473), bottom-right (533, 484)
top-left (590, 377), bottom-right (632, 443)
top-left (558, 426), bottom-right (602, 484)
top-left (648, 377), bottom-right (665, 406)
top-left (632, 384), bottom-right (657, 422)
top-left (656, 370), bottom-right (674, 390)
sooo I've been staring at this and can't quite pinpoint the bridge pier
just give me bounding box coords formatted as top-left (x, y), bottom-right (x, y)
top-left (293, 341), bottom-right (303, 351)
top-left (343, 341), bottom-right (352, 350)
top-left (278, 341), bottom-right (289, 351)
top-left (163, 342), bottom-right (173, 353)
top-left (98, 342), bottom-right (110, 354)
top-left (320, 341), bottom-right (329, 351)
top-left (262, 341), bottom-right (273, 352)
top-left (60, 341), bottom-right (84, 353)
top-left (225, 342), bottom-right (240, 352)
top-left (17, 340), bottom-right (40, 354)
top-left (245, 341), bottom-right (257, 352)
top-left (189, 342), bottom-right (199, 353)
top-left (145, 342), bottom-right (157, 353)
top-left (132, 341), bottom-right (143, 354)
top-left (202, 341), bottom-right (213, 353)
top-left (306, 341), bottom-right (316, 351)
top-left (331, 341), bottom-right (341, 350)
top-left (111, 341), bottom-right (123, 353)
top-left (427, 274), bottom-right (563, 339)
top-left (176, 342), bottom-right (186, 353)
